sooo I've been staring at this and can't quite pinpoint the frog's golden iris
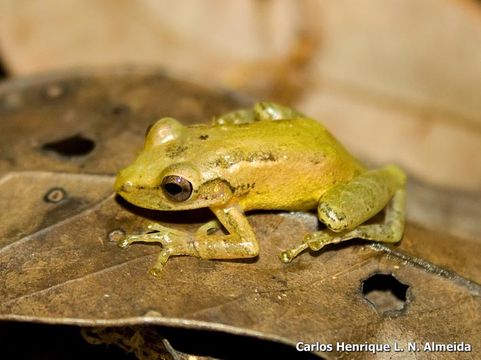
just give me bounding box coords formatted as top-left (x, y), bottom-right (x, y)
top-left (161, 175), bottom-right (193, 202)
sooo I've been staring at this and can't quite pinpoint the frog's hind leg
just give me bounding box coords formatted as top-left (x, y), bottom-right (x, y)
top-left (214, 102), bottom-right (304, 125)
top-left (214, 108), bottom-right (257, 125)
top-left (280, 165), bottom-right (406, 263)
top-left (253, 102), bottom-right (304, 121)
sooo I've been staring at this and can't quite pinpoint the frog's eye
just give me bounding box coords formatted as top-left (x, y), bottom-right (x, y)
top-left (161, 175), bottom-right (193, 202)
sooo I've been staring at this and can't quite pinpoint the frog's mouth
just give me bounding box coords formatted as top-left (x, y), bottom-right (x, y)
top-left (114, 178), bottom-right (169, 210)
top-left (119, 189), bottom-right (180, 212)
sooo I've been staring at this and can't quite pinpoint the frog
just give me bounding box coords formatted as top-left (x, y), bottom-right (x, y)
top-left (114, 102), bottom-right (406, 276)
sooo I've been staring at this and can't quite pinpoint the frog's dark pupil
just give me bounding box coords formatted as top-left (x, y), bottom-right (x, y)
top-left (165, 183), bottom-right (182, 195)
top-left (161, 175), bottom-right (192, 202)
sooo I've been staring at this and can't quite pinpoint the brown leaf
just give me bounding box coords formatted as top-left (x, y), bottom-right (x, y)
top-left (1, 68), bottom-right (480, 359)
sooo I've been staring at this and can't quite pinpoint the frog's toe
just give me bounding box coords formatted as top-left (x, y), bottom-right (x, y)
top-left (279, 250), bottom-right (294, 263)
top-left (149, 265), bottom-right (164, 277)
top-left (117, 239), bottom-right (129, 248)
top-left (304, 232), bottom-right (333, 251)
top-left (148, 249), bottom-right (173, 276)
top-left (117, 235), bottom-right (138, 248)
top-left (279, 241), bottom-right (309, 263)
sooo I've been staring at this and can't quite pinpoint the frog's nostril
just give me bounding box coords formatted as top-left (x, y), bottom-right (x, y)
top-left (120, 181), bottom-right (134, 192)
top-left (115, 178), bottom-right (133, 193)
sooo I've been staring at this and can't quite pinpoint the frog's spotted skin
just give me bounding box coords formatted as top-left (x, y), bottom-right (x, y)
top-left (115, 102), bottom-right (406, 276)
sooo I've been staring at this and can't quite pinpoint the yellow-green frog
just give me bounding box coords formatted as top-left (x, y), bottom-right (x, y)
top-left (115, 102), bottom-right (406, 276)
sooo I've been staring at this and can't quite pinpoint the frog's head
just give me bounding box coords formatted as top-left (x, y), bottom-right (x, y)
top-left (114, 117), bottom-right (233, 210)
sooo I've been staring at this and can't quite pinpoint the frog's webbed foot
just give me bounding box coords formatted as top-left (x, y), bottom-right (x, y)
top-left (280, 230), bottom-right (352, 263)
top-left (117, 223), bottom-right (189, 248)
top-left (280, 232), bottom-right (330, 263)
top-left (117, 223), bottom-right (197, 276)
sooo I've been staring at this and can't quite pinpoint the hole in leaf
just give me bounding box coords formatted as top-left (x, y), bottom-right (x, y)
top-left (42, 134), bottom-right (95, 157)
top-left (362, 273), bottom-right (409, 314)
top-left (44, 187), bottom-right (67, 203)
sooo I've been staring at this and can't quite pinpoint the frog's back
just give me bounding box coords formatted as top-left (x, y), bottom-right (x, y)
top-left (187, 118), bottom-right (365, 211)
top-left (212, 118), bottom-right (332, 151)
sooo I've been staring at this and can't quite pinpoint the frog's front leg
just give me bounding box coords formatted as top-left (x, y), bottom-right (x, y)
top-left (280, 165), bottom-right (406, 263)
top-left (214, 102), bottom-right (304, 125)
top-left (194, 204), bottom-right (259, 259)
top-left (119, 205), bottom-right (258, 275)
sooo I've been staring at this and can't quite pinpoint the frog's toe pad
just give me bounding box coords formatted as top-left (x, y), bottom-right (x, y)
top-left (279, 251), bottom-right (294, 263)
top-left (149, 266), bottom-right (164, 277)
top-left (117, 238), bottom-right (131, 248)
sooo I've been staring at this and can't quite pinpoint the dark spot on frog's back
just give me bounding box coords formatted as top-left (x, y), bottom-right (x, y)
top-left (213, 151), bottom-right (278, 169)
top-left (165, 144), bottom-right (188, 159)
top-left (198, 134), bottom-right (209, 140)
top-left (249, 151), bottom-right (277, 162)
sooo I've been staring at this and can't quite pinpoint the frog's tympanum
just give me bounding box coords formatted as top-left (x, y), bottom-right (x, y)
top-left (115, 103), bottom-right (406, 276)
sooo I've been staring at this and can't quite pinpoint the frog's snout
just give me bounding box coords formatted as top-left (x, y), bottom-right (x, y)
top-left (114, 170), bottom-right (133, 194)
top-left (115, 181), bottom-right (134, 194)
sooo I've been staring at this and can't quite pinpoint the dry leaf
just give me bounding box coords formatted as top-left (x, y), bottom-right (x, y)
top-left (1, 68), bottom-right (480, 359)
